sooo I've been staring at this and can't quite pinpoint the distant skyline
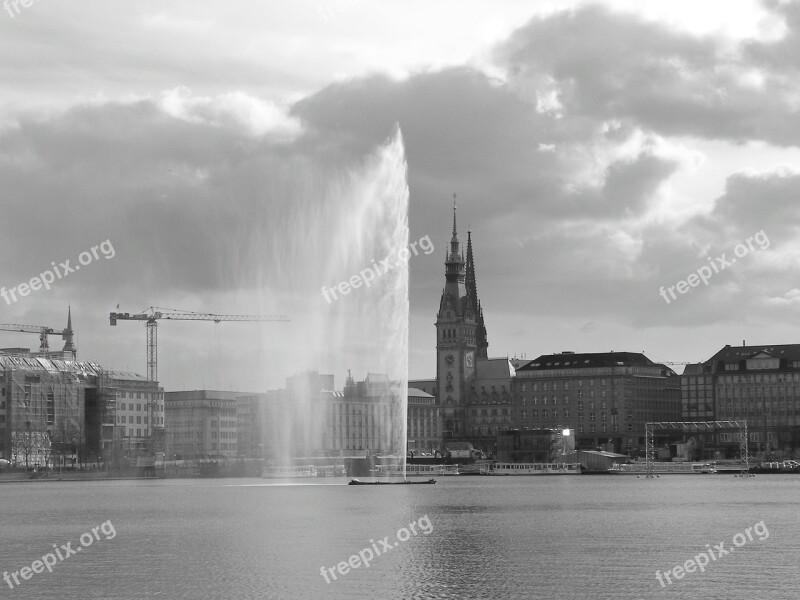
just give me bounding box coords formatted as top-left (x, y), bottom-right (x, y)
top-left (3, 0), bottom-right (800, 391)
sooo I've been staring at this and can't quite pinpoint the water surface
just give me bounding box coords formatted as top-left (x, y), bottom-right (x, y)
top-left (1, 476), bottom-right (797, 599)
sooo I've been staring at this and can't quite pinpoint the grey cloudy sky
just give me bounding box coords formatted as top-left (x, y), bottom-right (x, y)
top-left (2, 0), bottom-right (800, 391)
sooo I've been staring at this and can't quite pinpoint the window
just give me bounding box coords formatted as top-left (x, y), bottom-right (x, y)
top-left (589, 413), bottom-right (595, 421)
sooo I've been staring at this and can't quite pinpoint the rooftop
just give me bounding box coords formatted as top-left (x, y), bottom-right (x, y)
top-left (517, 351), bottom-right (659, 372)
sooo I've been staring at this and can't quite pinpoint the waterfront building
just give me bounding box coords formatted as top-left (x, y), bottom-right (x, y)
top-left (236, 393), bottom-right (268, 458)
top-left (407, 387), bottom-right (441, 454)
top-left (164, 390), bottom-right (239, 459)
top-left (0, 310), bottom-right (164, 467)
top-left (464, 358), bottom-right (515, 453)
top-left (496, 429), bottom-right (574, 463)
top-left (325, 372), bottom-right (401, 454)
top-left (512, 352), bottom-right (681, 455)
top-left (683, 344), bottom-right (800, 459)
top-left (0, 354), bottom-right (162, 467)
top-left (110, 371), bottom-right (165, 459)
top-left (262, 371), bottom-right (434, 461)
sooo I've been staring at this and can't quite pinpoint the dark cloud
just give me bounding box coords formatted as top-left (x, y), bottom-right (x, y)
top-left (497, 3), bottom-right (800, 146)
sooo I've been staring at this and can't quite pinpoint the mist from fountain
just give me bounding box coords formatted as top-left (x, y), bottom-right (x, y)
top-left (253, 125), bottom-right (409, 477)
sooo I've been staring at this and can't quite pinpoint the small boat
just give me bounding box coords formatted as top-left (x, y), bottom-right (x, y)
top-left (372, 464), bottom-right (459, 477)
top-left (315, 464), bottom-right (348, 477)
top-left (348, 478), bottom-right (436, 485)
top-left (262, 465), bottom-right (317, 478)
top-left (484, 462), bottom-right (581, 475)
top-left (607, 462), bottom-right (717, 475)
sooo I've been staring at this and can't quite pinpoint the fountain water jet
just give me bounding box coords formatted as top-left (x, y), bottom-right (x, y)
top-left (254, 125), bottom-right (409, 477)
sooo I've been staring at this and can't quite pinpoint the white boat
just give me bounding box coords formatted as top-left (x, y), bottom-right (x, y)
top-left (485, 462), bottom-right (581, 475)
top-left (607, 462), bottom-right (717, 475)
top-left (315, 464), bottom-right (348, 477)
top-left (373, 464), bottom-right (460, 476)
top-left (262, 465), bottom-right (317, 478)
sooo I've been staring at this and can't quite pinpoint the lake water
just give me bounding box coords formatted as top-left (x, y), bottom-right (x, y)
top-left (1, 475), bottom-right (798, 599)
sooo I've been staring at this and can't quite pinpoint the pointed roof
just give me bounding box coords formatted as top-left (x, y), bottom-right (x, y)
top-left (62, 306), bottom-right (76, 357)
top-left (465, 229), bottom-right (488, 358)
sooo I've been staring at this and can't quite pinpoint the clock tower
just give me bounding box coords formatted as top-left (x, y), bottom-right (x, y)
top-left (436, 198), bottom-right (485, 440)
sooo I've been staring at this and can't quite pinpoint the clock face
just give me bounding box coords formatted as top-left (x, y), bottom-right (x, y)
top-left (445, 354), bottom-right (455, 366)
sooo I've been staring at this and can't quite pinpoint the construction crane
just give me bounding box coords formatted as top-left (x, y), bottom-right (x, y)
top-left (109, 307), bottom-right (289, 459)
top-left (0, 321), bottom-right (75, 357)
top-left (109, 307), bottom-right (290, 383)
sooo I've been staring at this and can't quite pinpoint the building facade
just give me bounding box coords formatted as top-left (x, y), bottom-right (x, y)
top-left (464, 358), bottom-right (515, 454)
top-left (512, 352), bottom-right (681, 455)
top-left (407, 387), bottom-right (441, 454)
top-left (0, 353), bottom-right (160, 467)
top-left (682, 344), bottom-right (800, 459)
top-left (164, 391), bottom-right (239, 459)
top-left (261, 371), bottom-right (433, 461)
top-left (236, 393), bottom-right (268, 459)
top-left (109, 370), bottom-right (165, 460)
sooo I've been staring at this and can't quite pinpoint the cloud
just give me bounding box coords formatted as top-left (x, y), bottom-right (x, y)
top-left (158, 88), bottom-right (302, 139)
top-left (496, 3), bottom-right (800, 146)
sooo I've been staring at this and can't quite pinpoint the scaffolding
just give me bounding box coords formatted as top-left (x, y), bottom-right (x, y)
top-left (645, 420), bottom-right (751, 478)
top-left (96, 370), bottom-right (118, 467)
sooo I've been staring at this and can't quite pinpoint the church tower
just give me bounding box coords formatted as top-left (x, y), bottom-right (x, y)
top-left (62, 306), bottom-right (77, 360)
top-left (436, 198), bottom-right (483, 440)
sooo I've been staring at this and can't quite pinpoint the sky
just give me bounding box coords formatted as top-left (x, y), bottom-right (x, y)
top-left (2, 0), bottom-right (800, 392)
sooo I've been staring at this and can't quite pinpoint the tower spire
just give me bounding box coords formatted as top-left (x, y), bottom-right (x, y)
top-left (465, 230), bottom-right (488, 359)
top-left (452, 193), bottom-right (458, 241)
top-left (62, 305), bottom-right (76, 359)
